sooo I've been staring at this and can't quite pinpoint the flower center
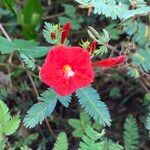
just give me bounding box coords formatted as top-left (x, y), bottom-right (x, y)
top-left (63, 65), bottom-right (75, 77)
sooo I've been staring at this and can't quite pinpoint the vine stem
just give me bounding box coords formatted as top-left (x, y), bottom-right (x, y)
top-left (0, 22), bottom-right (56, 138)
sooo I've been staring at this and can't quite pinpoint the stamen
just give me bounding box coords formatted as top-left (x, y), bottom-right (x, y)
top-left (63, 65), bottom-right (75, 77)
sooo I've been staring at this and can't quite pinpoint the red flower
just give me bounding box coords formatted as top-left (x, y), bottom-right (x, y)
top-left (40, 46), bottom-right (94, 96)
top-left (92, 55), bottom-right (126, 68)
top-left (61, 22), bottom-right (71, 44)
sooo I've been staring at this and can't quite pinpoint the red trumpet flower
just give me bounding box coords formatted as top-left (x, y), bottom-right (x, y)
top-left (40, 46), bottom-right (94, 96)
top-left (92, 55), bottom-right (126, 68)
top-left (61, 22), bottom-right (71, 44)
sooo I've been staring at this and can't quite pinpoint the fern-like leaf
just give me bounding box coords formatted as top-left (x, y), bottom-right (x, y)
top-left (103, 139), bottom-right (123, 150)
top-left (75, 0), bottom-right (150, 20)
top-left (124, 115), bottom-right (139, 150)
top-left (76, 86), bottom-right (111, 126)
top-left (20, 53), bottom-right (35, 70)
top-left (132, 49), bottom-right (150, 73)
top-left (57, 95), bottom-right (72, 108)
top-left (53, 132), bottom-right (68, 150)
top-left (23, 89), bottom-right (57, 128)
top-left (145, 112), bottom-right (150, 131)
top-left (0, 100), bottom-right (11, 129)
top-left (43, 22), bottom-right (61, 45)
top-left (4, 115), bottom-right (21, 135)
top-left (79, 125), bottom-right (105, 150)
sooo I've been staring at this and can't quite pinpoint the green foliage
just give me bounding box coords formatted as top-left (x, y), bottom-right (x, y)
top-left (79, 125), bottom-right (123, 150)
top-left (4, 115), bottom-right (20, 136)
top-left (0, 100), bottom-right (21, 140)
top-left (53, 132), bottom-right (68, 150)
top-left (103, 139), bottom-right (123, 150)
top-left (24, 88), bottom-right (72, 128)
top-left (76, 86), bottom-right (111, 127)
top-left (109, 87), bottom-right (121, 99)
top-left (122, 20), bottom-right (149, 47)
top-left (145, 112), bottom-right (150, 131)
top-left (20, 53), bottom-right (35, 71)
top-left (131, 49), bottom-right (150, 73)
top-left (23, 89), bottom-right (58, 128)
top-left (87, 26), bottom-right (110, 55)
top-left (58, 4), bottom-right (83, 30)
top-left (57, 94), bottom-right (72, 108)
top-left (143, 93), bottom-right (150, 105)
top-left (19, 46), bottom-right (50, 58)
top-left (68, 112), bottom-right (103, 137)
top-left (0, 35), bottom-right (49, 58)
top-left (79, 126), bottom-right (105, 150)
top-left (0, 141), bottom-right (5, 149)
top-left (124, 115), bottom-right (139, 150)
top-left (127, 67), bottom-right (140, 78)
top-left (14, 133), bottom-right (39, 148)
top-left (0, 35), bottom-right (15, 53)
top-left (75, 0), bottom-right (150, 20)
top-left (17, 0), bottom-right (43, 39)
top-left (43, 22), bottom-right (61, 45)
top-left (68, 112), bottom-right (91, 137)
top-left (2, 0), bottom-right (16, 16)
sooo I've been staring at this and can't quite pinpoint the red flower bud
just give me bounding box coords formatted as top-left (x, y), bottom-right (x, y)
top-left (92, 55), bottom-right (126, 68)
top-left (87, 41), bottom-right (97, 53)
top-left (61, 22), bottom-right (71, 44)
top-left (51, 32), bottom-right (56, 40)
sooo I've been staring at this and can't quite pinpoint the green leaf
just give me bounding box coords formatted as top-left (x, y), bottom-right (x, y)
top-left (145, 112), bottom-right (150, 131)
top-left (132, 49), bottom-right (150, 73)
top-left (127, 67), bottom-right (140, 78)
top-left (19, 46), bottom-right (50, 58)
top-left (63, 4), bottom-right (76, 17)
top-left (68, 119), bottom-right (82, 129)
top-left (43, 22), bottom-right (61, 44)
top-left (124, 115), bottom-right (139, 150)
top-left (20, 53), bottom-right (35, 70)
top-left (80, 112), bottom-right (90, 125)
top-left (24, 89), bottom-right (71, 128)
top-left (109, 87), bottom-right (121, 99)
top-left (68, 112), bottom-right (91, 138)
top-left (4, 115), bottom-right (21, 135)
top-left (57, 95), bottom-right (72, 108)
top-left (0, 100), bottom-right (11, 129)
top-left (59, 4), bottom-right (83, 30)
top-left (0, 100), bottom-right (20, 139)
top-left (75, 0), bottom-right (150, 20)
top-left (13, 39), bottom-right (39, 49)
top-left (122, 20), bottom-right (149, 47)
top-left (72, 129), bottom-right (85, 137)
top-left (24, 89), bottom-right (58, 128)
top-left (122, 6), bottom-right (150, 20)
top-left (0, 35), bottom-right (14, 54)
top-left (53, 132), bottom-right (68, 150)
top-left (76, 86), bottom-right (111, 127)
top-left (0, 36), bottom-right (49, 58)
top-left (18, 0), bottom-right (43, 39)
top-left (4, 0), bottom-right (16, 16)
top-left (103, 139), bottom-right (123, 150)
top-left (79, 125), bottom-right (105, 150)
top-left (0, 141), bottom-right (5, 150)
